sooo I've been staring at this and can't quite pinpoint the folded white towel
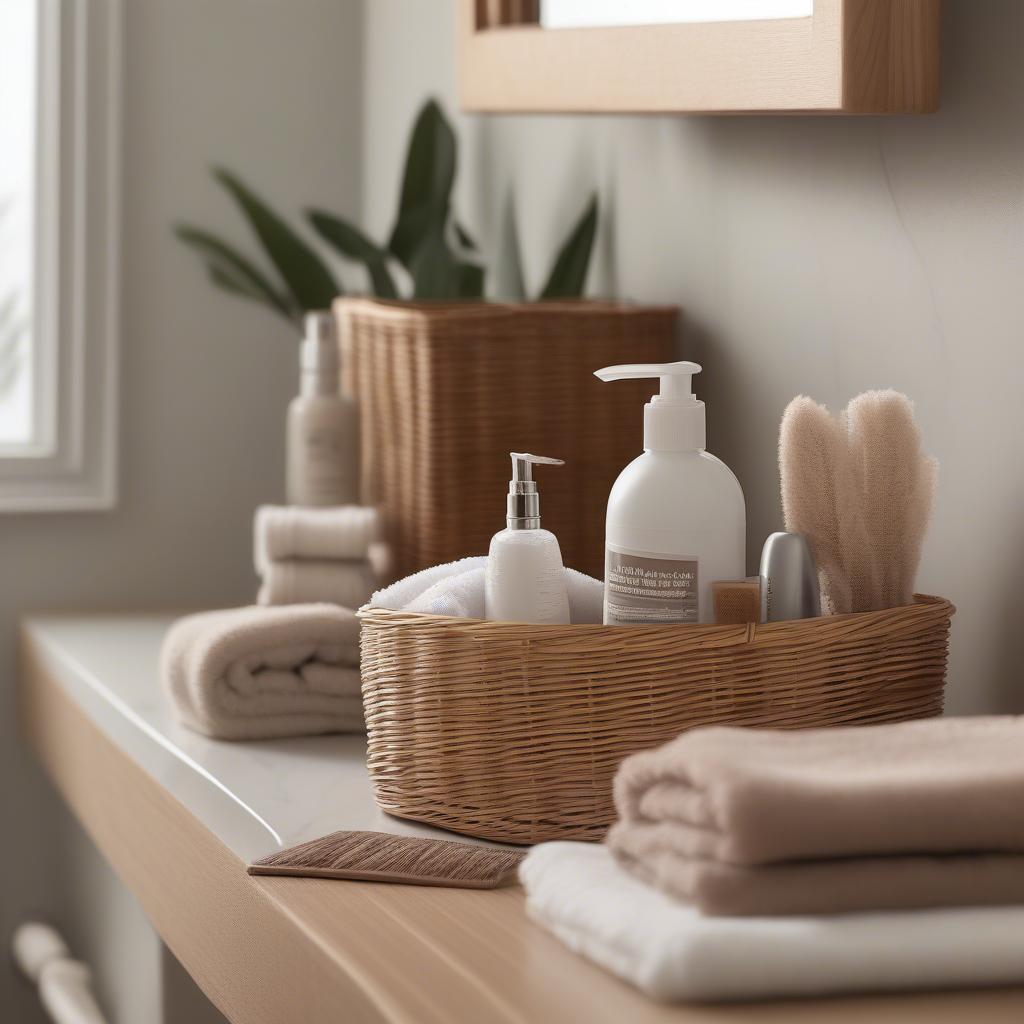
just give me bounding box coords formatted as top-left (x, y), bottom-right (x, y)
top-left (258, 559), bottom-right (379, 608)
top-left (254, 505), bottom-right (380, 569)
top-left (370, 557), bottom-right (604, 623)
top-left (161, 604), bottom-right (364, 740)
top-left (520, 842), bottom-right (1024, 1003)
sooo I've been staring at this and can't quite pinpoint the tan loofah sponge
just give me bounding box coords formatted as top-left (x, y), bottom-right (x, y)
top-left (779, 390), bottom-right (936, 614)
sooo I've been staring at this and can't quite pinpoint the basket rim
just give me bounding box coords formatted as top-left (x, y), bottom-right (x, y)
top-left (333, 295), bottom-right (680, 324)
top-left (357, 594), bottom-right (955, 641)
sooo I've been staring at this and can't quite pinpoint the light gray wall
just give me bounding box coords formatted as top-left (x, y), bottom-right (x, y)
top-left (2, 1), bottom-right (362, 1020)
top-left (363, 0), bottom-right (1024, 716)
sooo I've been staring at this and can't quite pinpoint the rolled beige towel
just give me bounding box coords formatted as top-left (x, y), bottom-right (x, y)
top-left (160, 604), bottom-right (364, 740)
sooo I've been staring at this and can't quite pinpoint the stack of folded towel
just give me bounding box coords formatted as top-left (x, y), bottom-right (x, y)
top-left (255, 505), bottom-right (384, 608)
top-left (161, 603), bottom-right (365, 740)
top-left (521, 716), bottom-right (1024, 1002)
top-left (608, 718), bottom-right (1024, 917)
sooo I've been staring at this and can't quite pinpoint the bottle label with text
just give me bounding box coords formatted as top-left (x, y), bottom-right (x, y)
top-left (605, 546), bottom-right (699, 625)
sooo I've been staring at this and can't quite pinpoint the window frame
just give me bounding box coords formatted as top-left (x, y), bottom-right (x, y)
top-left (0, 0), bottom-right (122, 511)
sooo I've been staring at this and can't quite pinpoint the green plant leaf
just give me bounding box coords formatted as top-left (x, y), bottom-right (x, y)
top-left (205, 264), bottom-right (290, 317)
top-left (538, 193), bottom-right (599, 300)
top-left (409, 230), bottom-right (483, 300)
top-left (454, 221), bottom-right (477, 251)
top-left (387, 99), bottom-right (457, 269)
top-left (209, 265), bottom-right (299, 328)
top-left (213, 167), bottom-right (341, 313)
top-left (456, 261), bottom-right (485, 299)
top-left (308, 210), bottom-right (398, 299)
top-left (409, 232), bottom-right (458, 299)
top-left (175, 224), bottom-right (296, 320)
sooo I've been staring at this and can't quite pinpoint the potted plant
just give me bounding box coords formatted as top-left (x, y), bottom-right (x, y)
top-left (177, 99), bottom-right (676, 577)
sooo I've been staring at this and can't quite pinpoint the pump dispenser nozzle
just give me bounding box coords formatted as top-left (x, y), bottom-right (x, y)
top-left (301, 312), bottom-right (339, 375)
top-left (594, 361), bottom-right (705, 451)
top-left (506, 452), bottom-right (563, 530)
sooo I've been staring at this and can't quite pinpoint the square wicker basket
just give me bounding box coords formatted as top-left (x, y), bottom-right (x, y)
top-left (357, 596), bottom-right (954, 845)
top-left (335, 298), bottom-right (678, 580)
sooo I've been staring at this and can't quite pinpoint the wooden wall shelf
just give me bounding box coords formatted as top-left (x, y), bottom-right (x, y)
top-left (458, 0), bottom-right (940, 114)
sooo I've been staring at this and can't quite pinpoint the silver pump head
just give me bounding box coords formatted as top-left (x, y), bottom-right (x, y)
top-left (506, 452), bottom-right (564, 530)
top-left (299, 311), bottom-right (340, 397)
top-left (300, 311), bottom-right (339, 375)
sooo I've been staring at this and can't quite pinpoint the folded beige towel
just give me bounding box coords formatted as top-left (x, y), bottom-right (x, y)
top-left (257, 559), bottom-right (378, 608)
top-left (161, 604), bottom-right (364, 740)
top-left (608, 717), bottom-right (1024, 916)
top-left (609, 830), bottom-right (1024, 916)
top-left (254, 505), bottom-right (380, 568)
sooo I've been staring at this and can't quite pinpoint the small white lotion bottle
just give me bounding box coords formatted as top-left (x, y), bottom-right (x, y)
top-left (595, 362), bottom-right (745, 626)
top-left (485, 453), bottom-right (571, 624)
top-left (286, 312), bottom-right (360, 507)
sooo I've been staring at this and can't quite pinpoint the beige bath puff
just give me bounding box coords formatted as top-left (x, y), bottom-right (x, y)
top-left (779, 390), bottom-right (936, 613)
top-left (845, 390), bottom-right (938, 609)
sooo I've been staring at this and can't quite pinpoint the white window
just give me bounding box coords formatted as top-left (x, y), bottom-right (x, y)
top-left (0, 0), bottom-right (120, 510)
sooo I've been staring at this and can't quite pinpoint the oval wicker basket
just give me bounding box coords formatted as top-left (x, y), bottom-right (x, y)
top-left (358, 595), bottom-right (954, 845)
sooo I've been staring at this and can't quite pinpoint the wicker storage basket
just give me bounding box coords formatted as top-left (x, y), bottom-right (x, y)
top-left (335, 299), bottom-right (677, 579)
top-left (358, 596), bottom-right (954, 844)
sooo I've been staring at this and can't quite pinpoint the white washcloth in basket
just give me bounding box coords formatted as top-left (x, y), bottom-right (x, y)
top-left (370, 557), bottom-right (604, 623)
top-left (520, 842), bottom-right (1024, 1003)
top-left (407, 566), bottom-right (487, 618)
top-left (371, 557), bottom-right (487, 611)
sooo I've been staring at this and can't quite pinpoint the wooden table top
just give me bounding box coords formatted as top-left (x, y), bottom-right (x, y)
top-left (18, 614), bottom-right (1024, 1024)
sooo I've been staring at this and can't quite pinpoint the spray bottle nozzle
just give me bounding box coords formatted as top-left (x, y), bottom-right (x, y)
top-left (507, 453), bottom-right (563, 529)
top-left (300, 311), bottom-right (339, 383)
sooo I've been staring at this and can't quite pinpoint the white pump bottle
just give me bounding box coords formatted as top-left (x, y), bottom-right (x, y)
top-left (286, 312), bottom-right (360, 507)
top-left (595, 361), bottom-right (745, 626)
top-left (485, 453), bottom-right (571, 625)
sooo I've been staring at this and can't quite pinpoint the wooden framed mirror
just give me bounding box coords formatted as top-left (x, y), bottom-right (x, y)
top-left (458, 0), bottom-right (939, 114)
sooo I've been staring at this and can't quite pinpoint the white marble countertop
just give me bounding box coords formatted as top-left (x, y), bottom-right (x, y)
top-left (23, 612), bottom-right (473, 863)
